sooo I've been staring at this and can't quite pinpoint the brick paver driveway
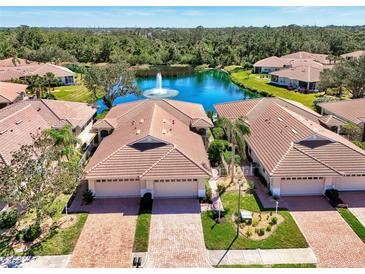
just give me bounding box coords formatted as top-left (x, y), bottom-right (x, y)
top-left (284, 196), bottom-right (365, 268)
top-left (68, 198), bottom-right (139, 268)
top-left (341, 192), bottom-right (365, 227)
top-left (145, 199), bottom-right (210, 268)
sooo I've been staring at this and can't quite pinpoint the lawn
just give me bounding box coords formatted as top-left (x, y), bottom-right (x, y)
top-left (229, 69), bottom-right (321, 109)
top-left (201, 192), bottom-right (308, 249)
top-left (337, 208), bottom-right (365, 243)
top-left (218, 263), bottom-right (316, 268)
top-left (26, 213), bottom-right (88, 256)
top-left (133, 212), bottom-right (151, 252)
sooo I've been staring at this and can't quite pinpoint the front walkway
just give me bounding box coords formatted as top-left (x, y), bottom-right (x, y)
top-left (341, 192), bottom-right (365, 227)
top-left (284, 196), bottom-right (365, 268)
top-left (0, 255), bottom-right (70, 268)
top-left (68, 198), bottom-right (139, 268)
top-left (145, 199), bottom-right (210, 268)
top-left (208, 248), bottom-right (316, 266)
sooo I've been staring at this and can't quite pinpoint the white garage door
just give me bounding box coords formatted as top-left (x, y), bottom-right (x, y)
top-left (334, 177), bottom-right (365, 191)
top-left (280, 178), bottom-right (325, 196)
top-left (154, 180), bottom-right (198, 198)
top-left (94, 180), bottom-right (140, 198)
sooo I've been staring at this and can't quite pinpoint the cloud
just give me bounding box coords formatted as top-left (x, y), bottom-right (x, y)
top-left (181, 10), bottom-right (201, 16)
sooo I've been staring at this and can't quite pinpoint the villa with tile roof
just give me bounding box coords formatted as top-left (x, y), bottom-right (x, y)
top-left (0, 57), bottom-right (75, 86)
top-left (0, 99), bottom-right (97, 165)
top-left (215, 98), bottom-right (365, 196)
top-left (0, 82), bottom-right (28, 108)
top-left (86, 99), bottom-right (213, 199)
top-left (319, 98), bottom-right (365, 141)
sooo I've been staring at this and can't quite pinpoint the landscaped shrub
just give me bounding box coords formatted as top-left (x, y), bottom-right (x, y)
top-left (23, 224), bottom-right (42, 242)
top-left (325, 189), bottom-right (339, 201)
top-left (266, 224), bottom-right (272, 232)
top-left (0, 208), bottom-right (19, 229)
top-left (246, 227), bottom-right (253, 237)
top-left (212, 127), bottom-right (225, 140)
top-left (258, 228), bottom-right (265, 236)
top-left (252, 217), bottom-right (259, 227)
top-left (271, 216), bottom-right (278, 225)
top-left (208, 140), bottom-right (230, 166)
top-left (140, 193), bottom-right (153, 213)
top-left (205, 180), bottom-right (213, 203)
top-left (247, 180), bottom-right (255, 191)
top-left (217, 183), bottom-right (226, 195)
top-left (353, 141), bottom-right (365, 150)
top-left (83, 189), bottom-right (94, 204)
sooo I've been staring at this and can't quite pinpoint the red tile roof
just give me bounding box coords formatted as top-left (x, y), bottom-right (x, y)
top-left (0, 99), bottom-right (97, 164)
top-left (0, 82), bottom-right (28, 103)
top-left (270, 65), bottom-right (322, 83)
top-left (215, 98), bottom-right (365, 178)
top-left (86, 99), bottom-right (212, 180)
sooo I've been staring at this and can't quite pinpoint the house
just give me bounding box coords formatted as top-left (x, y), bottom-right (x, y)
top-left (270, 65), bottom-right (322, 91)
top-left (0, 99), bottom-right (97, 165)
top-left (215, 98), bottom-right (365, 196)
top-left (341, 50), bottom-right (365, 60)
top-left (319, 98), bottom-right (365, 141)
top-left (0, 58), bottom-right (75, 86)
top-left (85, 99), bottom-right (213, 199)
top-left (0, 82), bottom-right (28, 108)
top-left (280, 51), bottom-right (331, 65)
top-left (253, 56), bottom-right (291, 74)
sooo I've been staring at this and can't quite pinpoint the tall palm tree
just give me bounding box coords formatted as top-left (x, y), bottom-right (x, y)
top-left (217, 116), bottom-right (251, 184)
top-left (43, 72), bottom-right (56, 95)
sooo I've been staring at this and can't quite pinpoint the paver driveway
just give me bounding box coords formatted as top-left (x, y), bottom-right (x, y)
top-left (68, 198), bottom-right (139, 268)
top-left (284, 196), bottom-right (365, 268)
top-left (145, 199), bottom-right (210, 268)
top-left (341, 192), bottom-right (365, 227)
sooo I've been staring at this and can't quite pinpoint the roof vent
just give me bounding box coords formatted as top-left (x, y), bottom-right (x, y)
top-left (37, 107), bottom-right (41, 111)
top-left (15, 120), bottom-right (23, 125)
top-left (162, 119), bottom-right (167, 123)
top-left (162, 129), bottom-right (167, 134)
top-left (277, 117), bottom-right (283, 122)
top-left (292, 129), bottom-right (298, 134)
top-left (136, 129), bottom-right (141, 135)
top-left (0, 129), bottom-right (8, 135)
top-left (140, 119), bottom-right (144, 124)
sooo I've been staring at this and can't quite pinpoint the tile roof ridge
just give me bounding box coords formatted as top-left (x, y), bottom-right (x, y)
top-left (0, 104), bottom-right (31, 123)
top-left (174, 146), bottom-right (212, 176)
top-left (0, 94), bottom-right (10, 103)
top-left (148, 102), bottom-right (158, 136)
top-left (0, 152), bottom-right (6, 165)
top-left (115, 99), bottom-right (148, 122)
top-left (245, 97), bottom-right (266, 117)
top-left (270, 142), bottom-right (294, 175)
top-left (293, 145), bottom-right (343, 175)
top-left (161, 98), bottom-right (200, 120)
top-left (139, 145), bottom-right (176, 178)
top-left (39, 99), bottom-right (63, 121)
top-left (86, 144), bottom-right (127, 174)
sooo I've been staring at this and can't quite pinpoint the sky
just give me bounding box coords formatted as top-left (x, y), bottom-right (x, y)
top-left (1, 6), bottom-right (365, 28)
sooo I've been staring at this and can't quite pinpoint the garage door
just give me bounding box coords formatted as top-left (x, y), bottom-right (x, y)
top-left (334, 177), bottom-right (365, 191)
top-left (94, 180), bottom-right (140, 198)
top-left (154, 180), bottom-right (198, 198)
top-left (280, 178), bottom-right (325, 196)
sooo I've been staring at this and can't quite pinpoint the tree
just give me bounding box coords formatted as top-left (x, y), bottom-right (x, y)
top-left (84, 61), bottom-right (139, 108)
top-left (217, 117), bottom-right (251, 183)
top-left (26, 75), bottom-right (47, 99)
top-left (208, 139), bottom-right (230, 166)
top-left (340, 122), bottom-right (362, 141)
top-left (43, 72), bottom-right (56, 95)
top-left (46, 125), bottom-right (80, 161)
top-left (0, 128), bottom-right (83, 225)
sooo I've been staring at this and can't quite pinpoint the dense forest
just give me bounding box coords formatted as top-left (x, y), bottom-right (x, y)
top-left (1, 25), bottom-right (365, 66)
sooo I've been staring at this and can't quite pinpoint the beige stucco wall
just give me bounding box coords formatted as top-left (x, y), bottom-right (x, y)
top-left (332, 176), bottom-right (365, 191)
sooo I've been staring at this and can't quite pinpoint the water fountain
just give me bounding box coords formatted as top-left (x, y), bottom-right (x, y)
top-left (143, 72), bottom-right (179, 99)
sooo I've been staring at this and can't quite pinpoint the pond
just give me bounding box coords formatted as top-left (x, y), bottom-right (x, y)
top-left (96, 70), bottom-right (257, 113)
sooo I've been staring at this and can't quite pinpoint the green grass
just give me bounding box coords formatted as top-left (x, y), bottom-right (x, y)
top-left (26, 213), bottom-right (88, 256)
top-left (218, 263), bottom-right (316, 268)
top-left (52, 85), bottom-right (93, 103)
top-left (337, 208), bottom-right (365, 243)
top-left (133, 212), bottom-right (151, 252)
top-left (201, 192), bottom-right (308, 249)
top-left (229, 70), bottom-right (321, 109)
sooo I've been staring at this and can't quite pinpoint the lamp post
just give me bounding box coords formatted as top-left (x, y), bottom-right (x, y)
top-left (237, 178), bottom-right (242, 236)
top-left (275, 200), bottom-right (279, 214)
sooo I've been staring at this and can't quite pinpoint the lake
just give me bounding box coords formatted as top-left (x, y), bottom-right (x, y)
top-left (97, 70), bottom-right (256, 113)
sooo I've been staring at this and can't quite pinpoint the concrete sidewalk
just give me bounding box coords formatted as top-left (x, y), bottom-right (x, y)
top-left (208, 248), bottom-right (317, 266)
top-left (0, 255), bottom-right (71, 268)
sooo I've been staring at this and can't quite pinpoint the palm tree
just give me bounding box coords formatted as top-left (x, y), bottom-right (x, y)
top-left (43, 72), bottom-right (56, 95)
top-left (46, 125), bottom-right (79, 161)
top-left (217, 116), bottom-right (251, 184)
